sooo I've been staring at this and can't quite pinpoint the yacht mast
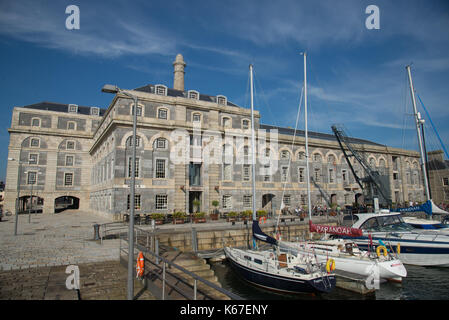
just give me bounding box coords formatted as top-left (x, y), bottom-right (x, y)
top-left (249, 64), bottom-right (257, 222)
top-left (406, 65), bottom-right (430, 202)
top-left (303, 52), bottom-right (312, 220)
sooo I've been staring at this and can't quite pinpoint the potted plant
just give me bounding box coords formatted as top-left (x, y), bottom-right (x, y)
top-left (192, 199), bottom-right (201, 213)
top-left (194, 212), bottom-right (206, 223)
top-left (150, 213), bottom-right (165, 225)
top-left (240, 210), bottom-right (252, 221)
top-left (227, 211), bottom-right (238, 223)
top-left (173, 211), bottom-right (186, 224)
top-left (210, 200), bottom-right (219, 220)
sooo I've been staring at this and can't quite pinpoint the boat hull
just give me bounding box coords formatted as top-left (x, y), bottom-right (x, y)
top-left (351, 236), bottom-right (449, 267)
top-left (225, 248), bottom-right (336, 294)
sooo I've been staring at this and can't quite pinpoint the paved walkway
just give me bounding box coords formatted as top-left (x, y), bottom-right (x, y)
top-left (0, 210), bottom-right (119, 271)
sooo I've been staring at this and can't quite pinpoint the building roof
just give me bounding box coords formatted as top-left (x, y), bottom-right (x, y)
top-left (19, 101), bottom-right (106, 116)
top-left (260, 124), bottom-right (386, 147)
top-left (133, 84), bottom-right (240, 107)
top-left (427, 158), bottom-right (449, 171)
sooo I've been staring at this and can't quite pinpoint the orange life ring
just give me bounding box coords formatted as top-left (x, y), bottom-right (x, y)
top-left (136, 251), bottom-right (144, 278)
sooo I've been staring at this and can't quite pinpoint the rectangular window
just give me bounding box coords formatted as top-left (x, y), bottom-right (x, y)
top-left (222, 195), bottom-right (232, 209)
top-left (192, 113), bottom-right (201, 122)
top-left (30, 138), bottom-right (40, 147)
top-left (128, 136), bottom-right (140, 147)
top-left (90, 107), bottom-right (100, 116)
top-left (189, 162), bottom-right (201, 186)
top-left (155, 195), bottom-right (168, 209)
top-left (223, 164), bottom-right (232, 181)
top-left (443, 178), bottom-right (449, 186)
top-left (27, 171), bottom-right (37, 185)
top-left (155, 159), bottom-right (166, 178)
top-left (342, 169), bottom-right (348, 182)
top-left (131, 105), bottom-right (142, 116)
top-left (281, 166), bottom-right (289, 182)
top-left (31, 118), bottom-right (40, 127)
top-left (156, 138), bottom-right (166, 149)
top-left (243, 164), bottom-right (251, 182)
top-left (283, 195), bottom-right (291, 206)
top-left (281, 150), bottom-right (290, 159)
top-left (243, 195), bottom-right (252, 208)
top-left (329, 168), bottom-right (335, 183)
top-left (66, 155), bottom-right (74, 166)
top-left (67, 121), bottom-right (76, 130)
top-left (300, 194), bottom-right (307, 206)
top-left (158, 108), bottom-right (167, 119)
top-left (298, 167), bottom-right (305, 183)
top-left (64, 173), bottom-right (73, 186)
top-left (29, 153), bottom-right (38, 165)
top-left (66, 141), bottom-right (75, 150)
top-left (314, 168), bottom-right (321, 182)
top-left (242, 120), bottom-right (249, 130)
top-left (127, 194), bottom-right (141, 210)
top-left (128, 157), bottom-right (140, 178)
top-left (263, 165), bottom-right (271, 182)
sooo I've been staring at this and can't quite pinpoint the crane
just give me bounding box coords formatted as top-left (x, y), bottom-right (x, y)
top-left (331, 125), bottom-right (392, 207)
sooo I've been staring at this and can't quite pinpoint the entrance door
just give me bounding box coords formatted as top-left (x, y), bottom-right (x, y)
top-left (189, 191), bottom-right (202, 213)
top-left (262, 194), bottom-right (275, 215)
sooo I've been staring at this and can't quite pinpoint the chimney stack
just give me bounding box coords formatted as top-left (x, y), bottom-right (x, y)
top-left (173, 53), bottom-right (186, 91)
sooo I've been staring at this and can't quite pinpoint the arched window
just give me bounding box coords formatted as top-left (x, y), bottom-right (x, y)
top-left (126, 135), bottom-right (141, 147)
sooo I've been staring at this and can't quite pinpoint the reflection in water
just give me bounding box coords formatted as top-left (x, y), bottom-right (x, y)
top-left (210, 260), bottom-right (449, 300)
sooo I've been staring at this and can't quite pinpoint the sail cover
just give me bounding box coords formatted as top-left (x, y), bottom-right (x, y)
top-left (252, 220), bottom-right (278, 245)
top-left (309, 220), bottom-right (363, 237)
top-left (396, 199), bottom-right (449, 216)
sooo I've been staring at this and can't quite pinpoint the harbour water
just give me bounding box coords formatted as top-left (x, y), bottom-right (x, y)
top-left (210, 260), bottom-right (449, 300)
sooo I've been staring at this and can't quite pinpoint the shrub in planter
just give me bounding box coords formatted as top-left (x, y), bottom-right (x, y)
top-left (194, 212), bottom-right (206, 223)
top-left (256, 210), bottom-right (267, 217)
top-left (173, 211), bottom-right (186, 224)
top-left (240, 210), bottom-right (252, 220)
top-left (150, 213), bottom-right (165, 224)
top-left (227, 211), bottom-right (238, 222)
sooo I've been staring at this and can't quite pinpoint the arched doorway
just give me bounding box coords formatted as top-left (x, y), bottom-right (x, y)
top-left (18, 196), bottom-right (44, 214)
top-left (355, 193), bottom-right (364, 206)
top-left (262, 194), bottom-right (275, 216)
top-left (54, 196), bottom-right (80, 213)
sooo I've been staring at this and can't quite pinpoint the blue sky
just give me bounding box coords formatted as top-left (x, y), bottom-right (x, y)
top-left (0, 0), bottom-right (448, 181)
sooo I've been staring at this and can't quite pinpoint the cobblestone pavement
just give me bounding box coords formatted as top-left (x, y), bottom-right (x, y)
top-left (0, 260), bottom-right (155, 300)
top-left (0, 210), bottom-right (119, 271)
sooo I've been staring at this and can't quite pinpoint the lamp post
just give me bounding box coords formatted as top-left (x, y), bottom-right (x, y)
top-left (8, 157), bottom-right (22, 236)
top-left (102, 84), bottom-right (138, 300)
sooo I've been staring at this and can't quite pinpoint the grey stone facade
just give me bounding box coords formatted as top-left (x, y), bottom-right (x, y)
top-left (4, 54), bottom-right (426, 220)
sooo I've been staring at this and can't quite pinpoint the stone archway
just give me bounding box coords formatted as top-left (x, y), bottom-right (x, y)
top-left (54, 196), bottom-right (80, 213)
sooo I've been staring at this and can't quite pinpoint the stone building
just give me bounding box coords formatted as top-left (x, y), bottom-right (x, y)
top-left (4, 54), bottom-right (425, 220)
top-left (426, 150), bottom-right (449, 205)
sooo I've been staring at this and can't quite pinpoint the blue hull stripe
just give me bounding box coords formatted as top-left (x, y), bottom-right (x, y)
top-left (346, 236), bottom-right (449, 254)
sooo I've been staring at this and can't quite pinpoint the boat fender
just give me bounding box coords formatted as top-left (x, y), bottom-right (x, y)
top-left (376, 245), bottom-right (388, 257)
top-left (136, 251), bottom-right (144, 278)
top-left (326, 258), bottom-right (336, 273)
top-left (397, 243), bottom-right (401, 254)
top-left (259, 216), bottom-right (267, 224)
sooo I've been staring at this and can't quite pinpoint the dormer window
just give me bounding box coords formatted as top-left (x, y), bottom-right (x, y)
top-left (188, 90), bottom-right (199, 100)
top-left (155, 84), bottom-right (167, 96)
top-left (90, 107), bottom-right (100, 116)
top-left (217, 95), bottom-right (227, 106)
top-left (68, 104), bottom-right (78, 113)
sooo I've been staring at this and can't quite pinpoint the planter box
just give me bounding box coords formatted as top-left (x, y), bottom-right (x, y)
top-left (194, 218), bottom-right (206, 223)
top-left (173, 219), bottom-right (185, 224)
top-left (210, 214), bottom-right (219, 221)
top-left (155, 220), bottom-right (164, 225)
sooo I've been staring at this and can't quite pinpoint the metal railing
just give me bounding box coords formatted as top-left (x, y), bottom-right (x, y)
top-left (119, 226), bottom-right (243, 301)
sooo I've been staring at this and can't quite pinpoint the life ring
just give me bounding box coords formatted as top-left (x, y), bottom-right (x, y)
top-left (259, 216), bottom-right (267, 224)
top-left (136, 251), bottom-right (144, 278)
top-left (376, 245), bottom-right (388, 257)
top-left (325, 258), bottom-right (336, 273)
top-left (397, 243), bottom-right (401, 254)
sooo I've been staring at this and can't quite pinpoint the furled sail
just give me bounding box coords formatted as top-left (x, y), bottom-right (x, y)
top-left (252, 220), bottom-right (278, 245)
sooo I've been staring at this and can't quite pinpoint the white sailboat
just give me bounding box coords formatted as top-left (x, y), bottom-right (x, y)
top-left (224, 63), bottom-right (336, 294)
top-left (279, 52), bottom-right (407, 283)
